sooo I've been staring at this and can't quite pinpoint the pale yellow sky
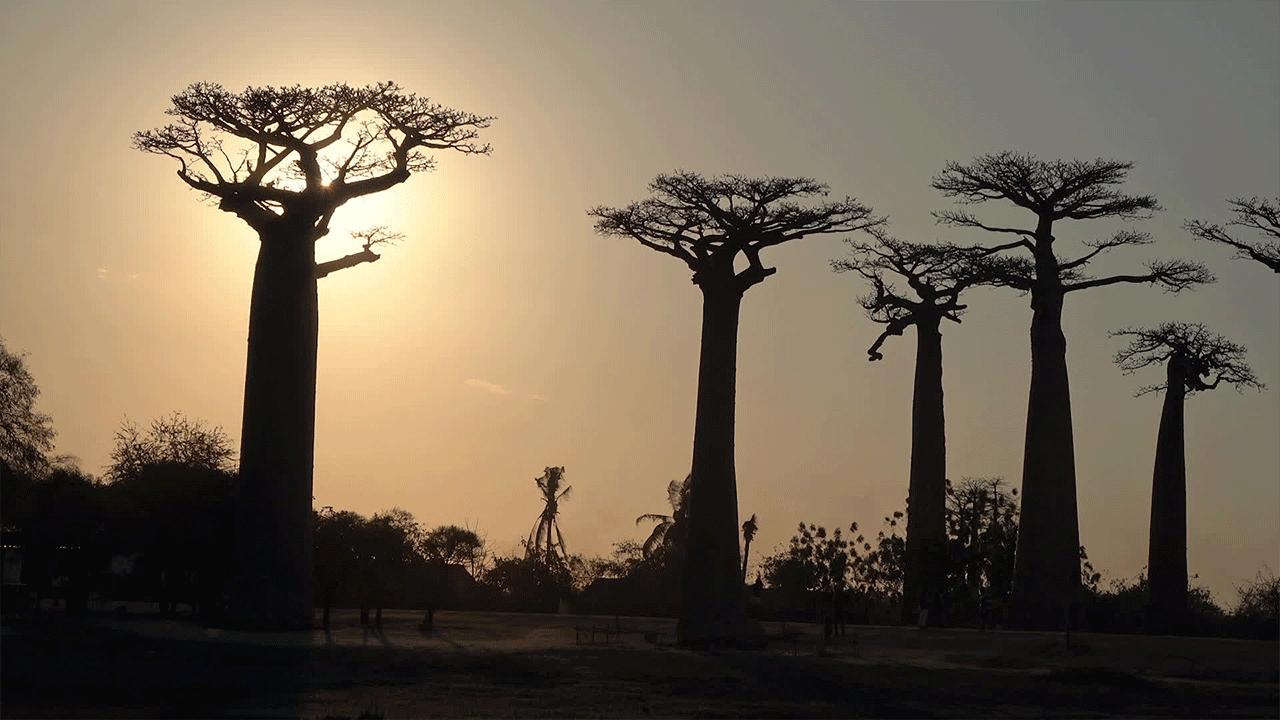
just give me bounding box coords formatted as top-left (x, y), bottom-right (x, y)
top-left (1, 0), bottom-right (1276, 603)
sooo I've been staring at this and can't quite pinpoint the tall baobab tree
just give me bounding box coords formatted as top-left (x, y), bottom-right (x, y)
top-left (932, 152), bottom-right (1213, 630)
top-left (741, 513), bottom-right (758, 584)
top-left (1184, 197), bottom-right (1280, 273)
top-left (832, 227), bottom-right (994, 625)
top-left (591, 172), bottom-right (884, 647)
top-left (1111, 322), bottom-right (1263, 631)
top-left (135, 82), bottom-right (492, 629)
top-left (528, 466), bottom-right (571, 568)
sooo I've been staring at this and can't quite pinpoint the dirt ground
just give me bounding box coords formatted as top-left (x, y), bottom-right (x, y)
top-left (2, 608), bottom-right (1276, 718)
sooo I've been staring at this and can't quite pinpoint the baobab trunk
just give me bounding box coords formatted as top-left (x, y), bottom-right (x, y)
top-left (1008, 285), bottom-right (1082, 630)
top-left (1147, 359), bottom-right (1188, 632)
top-left (902, 317), bottom-right (947, 625)
top-left (226, 227), bottom-right (319, 630)
top-left (679, 284), bottom-right (762, 648)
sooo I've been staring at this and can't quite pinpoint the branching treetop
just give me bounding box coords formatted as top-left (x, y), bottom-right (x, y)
top-left (832, 227), bottom-right (996, 360)
top-left (1110, 322), bottom-right (1264, 397)
top-left (134, 82), bottom-right (493, 236)
top-left (930, 152), bottom-right (1212, 295)
top-left (591, 171), bottom-right (884, 293)
top-left (1184, 197), bottom-right (1280, 273)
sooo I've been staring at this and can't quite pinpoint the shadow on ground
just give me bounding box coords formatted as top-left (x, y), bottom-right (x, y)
top-left (2, 611), bottom-right (1276, 718)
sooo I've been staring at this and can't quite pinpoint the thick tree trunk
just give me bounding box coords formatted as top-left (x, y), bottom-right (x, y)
top-left (678, 286), bottom-right (763, 648)
top-left (1147, 361), bottom-right (1188, 632)
top-left (901, 317), bottom-right (948, 626)
top-left (226, 229), bottom-right (319, 630)
top-left (1008, 286), bottom-right (1082, 630)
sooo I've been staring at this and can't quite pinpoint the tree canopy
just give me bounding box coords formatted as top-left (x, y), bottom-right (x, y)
top-left (0, 338), bottom-right (57, 478)
top-left (134, 82), bottom-right (493, 237)
top-left (1111, 322), bottom-right (1264, 396)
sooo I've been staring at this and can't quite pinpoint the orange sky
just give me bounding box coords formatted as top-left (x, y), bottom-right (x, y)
top-left (1, 0), bottom-right (1276, 604)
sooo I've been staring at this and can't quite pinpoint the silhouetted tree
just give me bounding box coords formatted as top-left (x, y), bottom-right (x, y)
top-left (932, 152), bottom-right (1213, 629)
top-left (591, 172), bottom-right (883, 648)
top-left (0, 338), bottom-right (56, 480)
top-left (135, 82), bottom-right (491, 629)
top-left (415, 524), bottom-right (486, 627)
top-left (103, 413), bottom-right (237, 620)
top-left (636, 474), bottom-right (690, 561)
top-left (943, 477), bottom-right (1020, 621)
top-left (833, 228), bottom-right (995, 624)
top-left (1111, 322), bottom-right (1263, 631)
top-left (528, 466), bottom-right (571, 568)
top-left (741, 513), bottom-right (758, 584)
top-left (1184, 197), bottom-right (1280, 273)
top-left (359, 508), bottom-right (421, 627)
top-left (313, 506), bottom-right (363, 628)
top-left (106, 412), bottom-right (236, 483)
top-left (19, 463), bottom-right (104, 617)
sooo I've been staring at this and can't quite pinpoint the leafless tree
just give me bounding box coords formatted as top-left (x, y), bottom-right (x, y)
top-left (932, 152), bottom-right (1213, 629)
top-left (1184, 197), bottom-right (1280, 273)
top-left (833, 228), bottom-right (997, 625)
top-left (591, 171), bottom-right (884, 647)
top-left (1111, 322), bottom-right (1263, 631)
top-left (135, 82), bottom-right (492, 629)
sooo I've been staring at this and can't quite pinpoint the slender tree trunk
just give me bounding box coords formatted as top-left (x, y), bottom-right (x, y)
top-left (678, 286), bottom-right (763, 648)
top-left (226, 228), bottom-right (319, 630)
top-left (902, 317), bottom-right (947, 625)
top-left (1008, 284), bottom-right (1082, 630)
top-left (741, 537), bottom-right (752, 584)
top-left (1147, 360), bottom-right (1188, 632)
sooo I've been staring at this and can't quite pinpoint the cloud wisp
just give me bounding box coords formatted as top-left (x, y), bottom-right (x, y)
top-left (463, 379), bottom-right (549, 402)
top-left (464, 378), bottom-right (513, 396)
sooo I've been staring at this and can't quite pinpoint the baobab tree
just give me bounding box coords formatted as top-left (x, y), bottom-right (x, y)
top-left (528, 466), bottom-right (571, 568)
top-left (590, 172), bottom-right (884, 647)
top-left (832, 227), bottom-right (994, 625)
top-left (932, 152), bottom-right (1213, 630)
top-left (1184, 197), bottom-right (1280, 273)
top-left (134, 82), bottom-right (492, 629)
top-left (1111, 322), bottom-right (1263, 631)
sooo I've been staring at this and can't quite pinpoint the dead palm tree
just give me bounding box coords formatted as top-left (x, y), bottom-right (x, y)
top-left (741, 514), bottom-right (758, 583)
top-left (528, 466), bottom-right (571, 567)
top-left (636, 475), bottom-right (691, 559)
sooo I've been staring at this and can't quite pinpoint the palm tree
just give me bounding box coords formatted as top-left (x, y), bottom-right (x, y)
top-left (741, 514), bottom-right (758, 583)
top-left (636, 475), bottom-right (691, 559)
top-left (528, 466), bottom-right (571, 567)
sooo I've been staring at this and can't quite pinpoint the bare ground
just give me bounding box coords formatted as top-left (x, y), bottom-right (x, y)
top-left (2, 609), bottom-right (1276, 719)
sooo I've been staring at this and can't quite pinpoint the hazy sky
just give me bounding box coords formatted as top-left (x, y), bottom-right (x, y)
top-left (1, 0), bottom-right (1276, 603)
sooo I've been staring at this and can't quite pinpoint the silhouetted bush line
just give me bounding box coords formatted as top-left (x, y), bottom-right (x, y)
top-left (1, 352), bottom-right (1275, 641)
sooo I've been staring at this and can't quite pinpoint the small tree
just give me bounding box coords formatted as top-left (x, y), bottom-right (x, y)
top-left (135, 82), bottom-right (491, 629)
top-left (1184, 197), bottom-right (1280, 273)
top-left (932, 152), bottom-right (1212, 629)
top-left (528, 466), bottom-right (571, 568)
top-left (592, 172), bottom-right (883, 647)
top-left (1111, 322), bottom-right (1263, 631)
top-left (106, 412), bottom-right (236, 483)
top-left (833, 228), bottom-right (995, 624)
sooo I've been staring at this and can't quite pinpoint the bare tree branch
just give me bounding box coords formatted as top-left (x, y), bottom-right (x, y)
top-left (1184, 197), bottom-right (1280, 273)
top-left (1064, 258), bottom-right (1214, 293)
top-left (314, 227), bottom-right (404, 279)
